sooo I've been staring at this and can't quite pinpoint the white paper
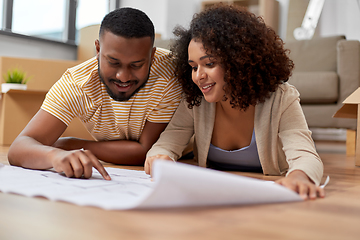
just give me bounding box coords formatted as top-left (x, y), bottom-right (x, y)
top-left (0, 161), bottom-right (302, 210)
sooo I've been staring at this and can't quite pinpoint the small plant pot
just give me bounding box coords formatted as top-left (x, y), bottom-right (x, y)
top-left (1, 83), bottom-right (27, 93)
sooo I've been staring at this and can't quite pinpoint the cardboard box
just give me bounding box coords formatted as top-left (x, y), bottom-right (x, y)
top-left (0, 89), bottom-right (92, 146)
top-left (0, 56), bottom-right (80, 91)
top-left (77, 24), bottom-right (99, 62)
top-left (334, 87), bottom-right (360, 166)
top-left (0, 57), bottom-right (92, 146)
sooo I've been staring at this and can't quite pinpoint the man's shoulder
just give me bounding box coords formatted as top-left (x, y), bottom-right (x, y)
top-left (66, 57), bottom-right (98, 83)
top-left (152, 48), bottom-right (174, 71)
top-left (149, 48), bottom-right (177, 84)
top-left (154, 47), bottom-right (171, 60)
top-left (56, 57), bottom-right (100, 97)
top-left (63, 57), bottom-right (98, 85)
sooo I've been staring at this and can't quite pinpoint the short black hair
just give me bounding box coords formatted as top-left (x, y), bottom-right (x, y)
top-left (100, 7), bottom-right (155, 44)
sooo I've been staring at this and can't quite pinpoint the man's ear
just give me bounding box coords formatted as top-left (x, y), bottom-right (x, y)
top-left (151, 47), bottom-right (156, 62)
top-left (95, 39), bottom-right (100, 59)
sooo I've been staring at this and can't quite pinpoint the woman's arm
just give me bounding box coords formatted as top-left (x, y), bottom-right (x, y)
top-left (145, 99), bottom-right (195, 173)
top-left (277, 86), bottom-right (324, 199)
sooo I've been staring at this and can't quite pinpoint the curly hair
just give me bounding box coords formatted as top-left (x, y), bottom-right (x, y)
top-left (171, 4), bottom-right (294, 109)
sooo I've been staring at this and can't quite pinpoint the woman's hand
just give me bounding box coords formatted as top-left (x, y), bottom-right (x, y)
top-left (275, 170), bottom-right (325, 200)
top-left (144, 154), bottom-right (174, 175)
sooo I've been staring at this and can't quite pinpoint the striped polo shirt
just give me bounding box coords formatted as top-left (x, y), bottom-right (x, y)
top-left (41, 48), bottom-right (182, 141)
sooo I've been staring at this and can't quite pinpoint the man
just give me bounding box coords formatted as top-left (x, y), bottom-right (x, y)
top-left (8, 8), bottom-right (182, 180)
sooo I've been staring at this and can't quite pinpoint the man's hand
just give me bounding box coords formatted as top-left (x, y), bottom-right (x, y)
top-left (144, 154), bottom-right (174, 175)
top-left (50, 148), bottom-right (111, 180)
top-left (275, 170), bottom-right (325, 200)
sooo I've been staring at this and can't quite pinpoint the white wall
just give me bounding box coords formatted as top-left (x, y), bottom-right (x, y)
top-left (277, 0), bottom-right (290, 40)
top-left (319, 0), bottom-right (360, 41)
top-left (120, 0), bottom-right (203, 39)
top-left (277, 0), bottom-right (360, 41)
top-left (164, 0), bottom-right (202, 39)
top-left (120, 0), bottom-right (168, 38)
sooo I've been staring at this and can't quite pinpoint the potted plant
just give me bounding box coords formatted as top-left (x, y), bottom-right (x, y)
top-left (1, 68), bottom-right (31, 93)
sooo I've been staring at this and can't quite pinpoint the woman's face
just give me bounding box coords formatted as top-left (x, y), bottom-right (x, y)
top-left (188, 39), bottom-right (226, 103)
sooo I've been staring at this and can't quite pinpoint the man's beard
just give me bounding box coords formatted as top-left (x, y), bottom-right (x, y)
top-left (97, 61), bottom-right (150, 102)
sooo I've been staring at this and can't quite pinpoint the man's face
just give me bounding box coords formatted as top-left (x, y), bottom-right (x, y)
top-left (95, 31), bottom-right (155, 101)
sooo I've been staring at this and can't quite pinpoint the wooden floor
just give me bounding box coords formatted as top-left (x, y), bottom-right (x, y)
top-left (1, 141), bottom-right (360, 240)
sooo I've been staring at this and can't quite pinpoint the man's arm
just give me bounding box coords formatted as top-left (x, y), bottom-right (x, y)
top-left (10, 108), bottom-right (167, 169)
top-left (52, 119), bottom-right (168, 166)
top-left (8, 109), bottom-right (68, 168)
top-left (8, 109), bottom-right (110, 180)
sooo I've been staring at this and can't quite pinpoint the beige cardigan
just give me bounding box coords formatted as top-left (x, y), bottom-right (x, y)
top-left (147, 83), bottom-right (324, 185)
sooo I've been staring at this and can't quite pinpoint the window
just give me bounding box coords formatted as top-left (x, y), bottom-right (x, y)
top-left (12, 0), bottom-right (66, 41)
top-left (1, 0), bottom-right (115, 44)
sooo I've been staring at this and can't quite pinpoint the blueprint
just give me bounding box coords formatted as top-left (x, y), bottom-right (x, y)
top-left (0, 161), bottom-right (303, 210)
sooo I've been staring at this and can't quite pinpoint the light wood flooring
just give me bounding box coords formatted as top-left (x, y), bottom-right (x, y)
top-left (1, 141), bottom-right (360, 240)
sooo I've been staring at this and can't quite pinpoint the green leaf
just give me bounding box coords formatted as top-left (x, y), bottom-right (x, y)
top-left (3, 68), bottom-right (31, 84)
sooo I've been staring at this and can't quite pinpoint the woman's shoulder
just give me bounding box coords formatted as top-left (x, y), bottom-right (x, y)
top-left (276, 82), bottom-right (300, 98)
top-left (266, 82), bottom-right (300, 105)
top-left (178, 97), bottom-right (215, 116)
top-left (257, 82), bottom-right (301, 113)
top-left (276, 82), bottom-right (298, 93)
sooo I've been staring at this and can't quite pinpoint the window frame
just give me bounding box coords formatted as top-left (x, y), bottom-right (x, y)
top-left (0, 0), bottom-right (120, 46)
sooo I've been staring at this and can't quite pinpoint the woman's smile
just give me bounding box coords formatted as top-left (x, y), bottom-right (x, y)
top-left (188, 39), bottom-right (226, 103)
top-left (200, 82), bottom-right (216, 93)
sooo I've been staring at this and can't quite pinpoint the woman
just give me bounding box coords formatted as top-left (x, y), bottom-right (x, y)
top-left (145, 4), bottom-right (324, 200)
